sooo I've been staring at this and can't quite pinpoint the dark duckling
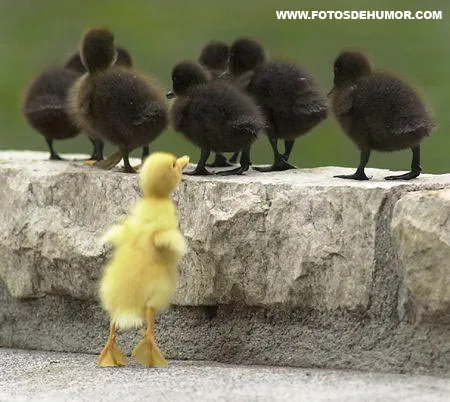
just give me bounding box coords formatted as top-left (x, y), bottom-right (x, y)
top-left (330, 51), bottom-right (436, 180)
top-left (167, 61), bottom-right (264, 175)
top-left (22, 62), bottom-right (83, 160)
top-left (65, 47), bottom-right (137, 162)
top-left (69, 28), bottom-right (168, 173)
top-left (228, 38), bottom-right (328, 172)
top-left (198, 40), bottom-right (236, 168)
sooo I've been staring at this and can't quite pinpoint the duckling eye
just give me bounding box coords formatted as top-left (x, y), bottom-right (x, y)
top-left (172, 160), bottom-right (177, 168)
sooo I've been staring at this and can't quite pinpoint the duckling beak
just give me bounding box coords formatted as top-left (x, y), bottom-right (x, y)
top-left (176, 155), bottom-right (190, 170)
top-left (166, 90), bottom-right (176, 99)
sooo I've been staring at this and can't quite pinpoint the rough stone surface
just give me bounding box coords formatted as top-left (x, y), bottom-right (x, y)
top-left (1, 349), bottom-right (449, 402)
top-left (0, 151), bottom-right (450, 374)
top-left (392, 189), bottom-right (450, 323)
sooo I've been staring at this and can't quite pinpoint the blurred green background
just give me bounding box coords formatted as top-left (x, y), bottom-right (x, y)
top-left (1, 0), bottom-right (448, 172)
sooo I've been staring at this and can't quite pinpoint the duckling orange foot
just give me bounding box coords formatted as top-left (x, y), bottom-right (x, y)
top-left (206, 153), bottom-right (234, 168)
top-left (98, 340), bottom-right (127, 367)
top-left (133, 307), bottom-right (168, 368)
top-left (132, 337), bottom-right (168, 368)
top-left (98, 322), bottom-right (127, 368)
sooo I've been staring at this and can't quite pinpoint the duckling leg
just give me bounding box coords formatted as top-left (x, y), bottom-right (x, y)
top-left (283, 140), bottom-right (295, 162)
top-left (46, 138), bottom-right (64, 161)
top-left (184, 148), bottom-right (212, 175)
top-left (132, 307), bottom-right (168, 368)
top-left (84, 138), bottom-right (105, 165)
top-left (206, 153), bottom-right (234, 168)
top-left (94, 150), bottom-right (123, 170)
top-left (217, 147), bottom-right (251, 175)
top-left (229, 151), bottom-right (240, 164)
top-left (142, 145), bottom-right (150, 162)
top-left (120, 147), bottom-right (137, 174)
top-left (255, 138), bottom-right (297, 172)
top-left (335, 149), bottom-right (371, 180)
top-left (98, 321), bottom-right (127, 367)
top-left (385, 146), bottom-right (422, 180)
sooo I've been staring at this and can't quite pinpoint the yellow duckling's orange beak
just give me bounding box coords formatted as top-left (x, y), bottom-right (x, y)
top-left (176, 155), bottom-right (190, 170)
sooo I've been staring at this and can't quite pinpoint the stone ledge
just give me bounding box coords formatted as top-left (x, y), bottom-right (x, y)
top-left (0, 151), bottom-right (449, 374)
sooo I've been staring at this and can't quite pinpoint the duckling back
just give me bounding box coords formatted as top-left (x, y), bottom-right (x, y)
top-left (99, 198), bottom-right (182, 329)
top-left (23, 68), bottom-right (81, 139)
top-left (332, 73), bottom-right (435, 151)
top-left (248, 61), bottom-right (328, 139)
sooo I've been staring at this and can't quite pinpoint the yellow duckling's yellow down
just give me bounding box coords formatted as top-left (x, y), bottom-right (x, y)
top-left (97, 152), bottom-right (189, 368)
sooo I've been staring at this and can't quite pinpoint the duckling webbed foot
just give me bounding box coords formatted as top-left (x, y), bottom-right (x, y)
top-left (385, 170), bottom-right (421, 180)
top-left (334, 149), bottom-right (371, 180)
top-left (334, 169), bottom-right (370, 181)
top-left (184, 148), bottom-right (212, 175)
top-left (98, 322), bottom-right (127, 368)
top-left (184, 166), bottom-right (213, 176)
top-left (385, 146), bottom-right (421, 181)
top-left (133, 307), bottom-right (168, 368)
top-left (93, 150), bottom-right (122, 170)
top-left (217, 147), bottom-right (251, 175)
top-left (254, 156), bottom-right (296, 172)
top-left (46, 138), bottom-right (65, 161)
top-left (206, 153), bottom-right (234, 168)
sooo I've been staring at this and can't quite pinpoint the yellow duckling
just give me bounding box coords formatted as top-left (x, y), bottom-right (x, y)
top-left (98, 152), bottom-right (190, 368)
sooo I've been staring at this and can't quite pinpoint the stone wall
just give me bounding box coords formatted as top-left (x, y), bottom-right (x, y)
top-left (0, 152), bottom-right (449, 374)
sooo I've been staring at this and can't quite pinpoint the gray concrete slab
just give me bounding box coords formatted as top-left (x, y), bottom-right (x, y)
top-left (0, 349), bottom-right (449, 402)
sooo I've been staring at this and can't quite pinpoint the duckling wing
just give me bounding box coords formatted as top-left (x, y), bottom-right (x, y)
top-left (356, 75), bottom-right (435, 135)
top-left (132, 102), bottom-right (166, 126)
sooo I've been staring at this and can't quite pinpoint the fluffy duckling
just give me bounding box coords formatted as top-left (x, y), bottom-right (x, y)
top-left (65, 46), bottom-right (135, 162)
top-left (98, 152), bottom-right (189, 368)
top-left (198, 41), bottom-right (236, 168)
top-left (198, 40), bottom-right (229, 78)
top-left (228, 38), bottom-right (328, 171)
top-left (22, 63), bottom-right (82, 160)
top-left (330, 51), bottom-right (436, 180)
top-left (69, 28), bottom-right (168, 173)
top-left (167, 61), bottom-right (264, 175)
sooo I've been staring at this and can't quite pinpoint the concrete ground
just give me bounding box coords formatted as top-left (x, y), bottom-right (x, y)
top-left (0, 349), bottom-right (449, 402)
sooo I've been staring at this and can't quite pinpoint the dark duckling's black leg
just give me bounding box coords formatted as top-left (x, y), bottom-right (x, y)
top-left (255, 138), bottom-right (297, 172)
top-left (184, 148), bottom-right (212, 175)
top-left (385, 146), bottom-right (422, 180)
top-left (228, 151), bottom-right (240, 164)
top-left (89, 138), bottom-right (104, 161)
top-left (206, 153), bottom-right (234, 167)
top-left (283, 139), bottom-right (295, 162)
top-left (141, 145), bottom-right (150, 162)
top-left (217, 147), bottom-right (251, 175)
top-left (335, 149), bottom-right (371, 180)
top-left (120, 147), bottom-right (136, 174)
top-left (46, 138), bottom-right (64, 160)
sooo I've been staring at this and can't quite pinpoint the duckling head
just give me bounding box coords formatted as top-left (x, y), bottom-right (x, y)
top-left (199, 41), bottom-right (229, 71)
top-left (80, 28), bottom-right (117, 73)
top-left (116, 46), bottom-right (133, 68)
top-left (140, 152), bottom-right (190, 198)
top-left (333, 51), bottom-right (372, 88)
top-left (167, 61), bottom-right (209, 99)
top-left (229, 38), bottom-right (266, 76)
